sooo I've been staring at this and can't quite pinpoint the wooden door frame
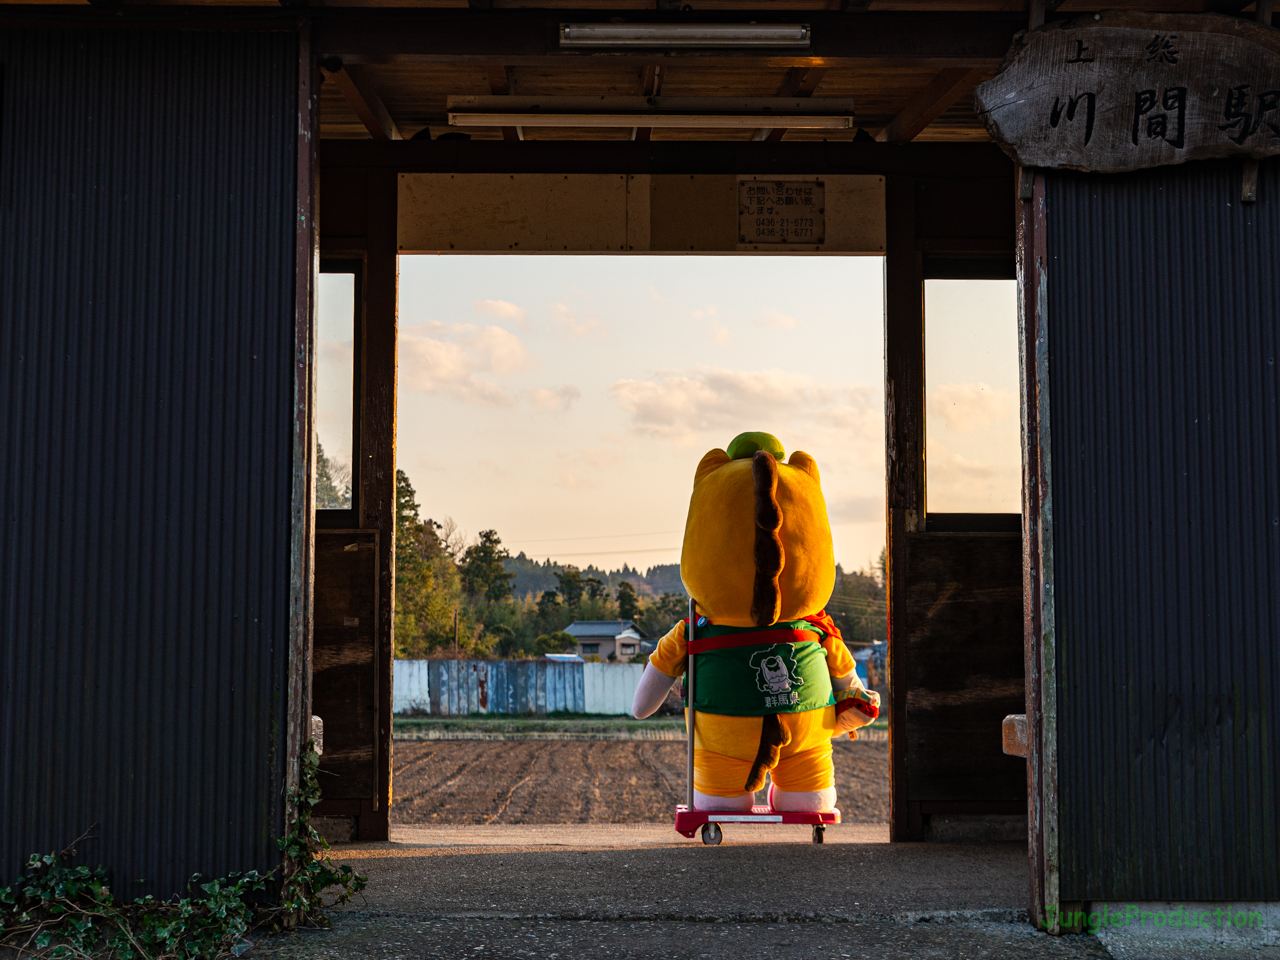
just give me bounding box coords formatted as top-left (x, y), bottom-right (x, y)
top-left (318, 140), bottom-right (1014, 843)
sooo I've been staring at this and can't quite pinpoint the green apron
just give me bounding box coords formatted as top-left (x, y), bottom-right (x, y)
top-left (686, 619), bottom-right (835, 717)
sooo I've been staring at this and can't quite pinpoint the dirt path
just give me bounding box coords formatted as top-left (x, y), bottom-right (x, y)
top-left (391, 738), bottom-right (889, 824)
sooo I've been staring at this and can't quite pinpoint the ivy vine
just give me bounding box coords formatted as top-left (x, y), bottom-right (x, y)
top-left (0, 741), bottom-right (366, 959)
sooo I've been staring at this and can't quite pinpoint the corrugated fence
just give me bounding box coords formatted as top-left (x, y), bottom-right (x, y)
top-left (394, 661), bottom-right (645, 716)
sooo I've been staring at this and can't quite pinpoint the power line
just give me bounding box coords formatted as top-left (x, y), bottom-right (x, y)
top-left (533, 546), bottom-right (680, 558)
top-left (505, 529), bottom-right (684, 545)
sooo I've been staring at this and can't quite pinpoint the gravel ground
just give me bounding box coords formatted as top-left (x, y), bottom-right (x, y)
top-left (390, 738), bottom-right (889, 825)
top-left (254, 916), bottom-right (1118, 960)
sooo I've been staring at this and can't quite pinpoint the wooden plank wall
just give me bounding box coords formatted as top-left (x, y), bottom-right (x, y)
top-left (902, 533), bottom-right (1026, 805)
top-left (312, 530), bottom-right (382, 839)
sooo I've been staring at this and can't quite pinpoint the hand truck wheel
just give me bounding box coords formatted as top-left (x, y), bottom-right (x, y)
top-left (812, 824), bottom-right (825, 844)
top-left (701, 823), bottom-right (722, 846)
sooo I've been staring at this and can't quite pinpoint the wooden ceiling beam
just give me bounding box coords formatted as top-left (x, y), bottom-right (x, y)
top-left (874, 66), bottom-right (985, 144)
top-left (320, 139), bottom-right (1015, 181)
top-left (487, 65), bottom-right (521, 141)
top-left (321, 62), bottom-right (403, 141)
top-left (755, 66), bottom-right (827, 142)
top-left (633, 64), bottom-right (663, 142)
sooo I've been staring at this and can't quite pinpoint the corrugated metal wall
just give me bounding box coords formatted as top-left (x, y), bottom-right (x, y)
top-left (1046, 159), bottom-right (1280, 900)
top-left (393, 660), bottom-right (644, 716)
top-left (0, 29), bottom-right (299, 895)
top-left (582, 662), bottom-right (646, 715)
top-left (414, 660), bottom-right (589, 716)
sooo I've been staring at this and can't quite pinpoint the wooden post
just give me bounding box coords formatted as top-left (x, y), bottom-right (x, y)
top-left (884, 175), bottom-right (924, 842)
top-left (361, 167), bottom-right (398, 841)
top-left (288, 15), bottom-right (319, 802)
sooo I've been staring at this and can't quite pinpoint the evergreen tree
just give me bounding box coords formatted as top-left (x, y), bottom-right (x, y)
top-left (394, 469), bottom-right (474, 656)
top-left (555, 567), bottom-right (585, 607)
top-left (461, 529), bottom-right (516, 601)
top-left (616, 580), bottom-right (640, 621)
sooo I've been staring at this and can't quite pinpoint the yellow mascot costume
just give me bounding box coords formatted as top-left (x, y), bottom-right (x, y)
top-left (631, 431), bottom-right (880, 812)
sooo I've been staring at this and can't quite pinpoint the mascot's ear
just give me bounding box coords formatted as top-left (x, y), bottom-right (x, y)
top-left (694, 449), bottom-right (732, 484)
top-left (787, 450), bottom-right (822, 485)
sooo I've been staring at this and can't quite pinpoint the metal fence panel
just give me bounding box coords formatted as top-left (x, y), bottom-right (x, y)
top-left (393, 661), bottom-right (644, 715)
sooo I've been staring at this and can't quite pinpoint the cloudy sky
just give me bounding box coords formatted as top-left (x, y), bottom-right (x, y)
top-left (316, 258), bottom-right (1018, 574)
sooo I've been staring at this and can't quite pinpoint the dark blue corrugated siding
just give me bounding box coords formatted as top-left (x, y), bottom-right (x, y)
top-left (0, 29), bottom-right (298, 896)
top-left (1047, 159), bottom-right (1280, 900)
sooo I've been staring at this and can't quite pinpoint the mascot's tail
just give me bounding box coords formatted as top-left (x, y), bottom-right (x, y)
top-left (750, 450), bottom-right (785, 627)
top-left (745, 713), bottom-right (791, 793)
top-left (746, 449), bottom-right (788, 791)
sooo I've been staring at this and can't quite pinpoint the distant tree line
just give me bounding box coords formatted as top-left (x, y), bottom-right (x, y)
top-left (392, 470), bottom-right (690, 660)
top-left (826, 553), bottom-right (887, 649)
top-left (384, 466), bottom-right (887, 661)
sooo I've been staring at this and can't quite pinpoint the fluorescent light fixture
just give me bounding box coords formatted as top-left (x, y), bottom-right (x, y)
top-left (445, 96), bottom-right (855, 130)
top-left (449, 113), bottom-right (850, 129)
top-left (559, 23), bottom-right (810, 47)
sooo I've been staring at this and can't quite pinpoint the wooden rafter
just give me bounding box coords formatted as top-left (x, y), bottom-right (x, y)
top-left (633, 65), bottom-right (663, 142)
top-left (487, 65), bottom-right (521, 142)
top-left (755, 66), bottom-right (827, 142)
top-left (321, 62), bottom-right (402, 141)
top-left (874, 67), bottom-right (985, 144)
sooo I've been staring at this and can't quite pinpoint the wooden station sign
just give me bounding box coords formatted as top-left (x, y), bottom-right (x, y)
top-left (976, 12), bottom-right (1280, 174)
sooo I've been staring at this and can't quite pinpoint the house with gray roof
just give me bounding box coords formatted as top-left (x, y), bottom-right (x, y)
top-left (563, 620), bottom-right (646, 661)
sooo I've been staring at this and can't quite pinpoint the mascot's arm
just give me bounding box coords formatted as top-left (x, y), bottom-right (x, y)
top-left (632, 620), bottom-right (686, 719)
top-left (818, 626), bottom-right (880, 739)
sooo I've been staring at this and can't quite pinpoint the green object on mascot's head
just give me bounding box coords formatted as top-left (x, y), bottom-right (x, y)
top-left (726, 431), bottom-right (785, 462)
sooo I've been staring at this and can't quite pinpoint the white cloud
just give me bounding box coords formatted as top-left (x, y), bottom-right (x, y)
top-left (552, 302), bottom-right (602, 338)
top-left (925, 441), bottom-right (1021, 512)
top-left (608, 365), bottom-right (876, 445)
top-left (399, 321), bottom-right (530, 407)
top-left (474, 299), bottom-right (526, 322)
top-left (558, 471), bottom-right (592, 489)
top-left (827, 494), bottom-right (882, 524)
top-left (928, 382), bottom-right (1017, 433)
top-left (758, 309), bottom-right (798, 330)
top-left (530, 384), bottom-right (582, 412)
top-left (709, 324), bottom-right (732, 346)
top-left (692, 305), bottom-right (718, 320)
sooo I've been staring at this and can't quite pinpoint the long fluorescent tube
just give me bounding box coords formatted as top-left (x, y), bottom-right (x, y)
top-left (559, 23), bottom-right (810, 47)
top-left (449, 113), bottom-right (851, 129)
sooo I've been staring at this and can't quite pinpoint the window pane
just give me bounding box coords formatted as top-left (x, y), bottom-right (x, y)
top-left (924, 279), bottom-right (1020, 513)
top-left (317, 273), bottom-right (355, 510)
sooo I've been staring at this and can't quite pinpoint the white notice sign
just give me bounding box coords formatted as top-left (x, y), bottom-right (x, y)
top-left (739, 181), bottom-right (824, 244)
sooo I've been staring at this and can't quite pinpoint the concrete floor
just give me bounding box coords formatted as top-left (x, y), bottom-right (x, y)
top-left (249, 825), bottom-right (1276, 960)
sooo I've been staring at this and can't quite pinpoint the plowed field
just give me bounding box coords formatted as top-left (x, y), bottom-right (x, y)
top-left (390, 738), bottom-right (889, 825)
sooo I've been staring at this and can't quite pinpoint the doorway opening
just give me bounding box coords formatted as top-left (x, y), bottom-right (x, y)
top-left (310, 160), bottom-right (1024, 847)
top-left (383, 253), bottom-right (891, 826)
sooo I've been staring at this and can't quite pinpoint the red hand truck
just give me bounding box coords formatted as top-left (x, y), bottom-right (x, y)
top-left (674, 598), bottom-right (840, 845)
